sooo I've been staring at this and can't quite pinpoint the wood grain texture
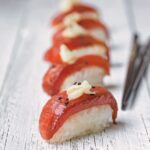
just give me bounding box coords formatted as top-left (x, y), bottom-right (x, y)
top-left (0, 0), bottom-right (150, 150)
top-left (0, 0), bottom-right (28, 90)
top-left (131, 0), bottom-right (150, 94)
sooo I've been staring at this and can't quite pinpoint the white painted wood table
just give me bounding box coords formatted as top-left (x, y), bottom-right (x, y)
top-left (0, 0), bottom-right (150, 149)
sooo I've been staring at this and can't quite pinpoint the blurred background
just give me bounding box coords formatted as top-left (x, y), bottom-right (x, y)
top-left (0, 0), bottom-right (150, 87)
top-left (0, 0), bottom-right (149, 104)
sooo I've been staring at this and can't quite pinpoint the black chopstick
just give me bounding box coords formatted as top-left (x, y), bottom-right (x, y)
top-left (121, 34), bottom-right (141, 110)
top-left (130, 40), bottom-right (150, 101)
top-left (122, 39), bottom-right (150, 110)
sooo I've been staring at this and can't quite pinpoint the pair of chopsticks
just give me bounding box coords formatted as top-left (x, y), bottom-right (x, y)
top-left (121, 34), bottom-right (150, 110)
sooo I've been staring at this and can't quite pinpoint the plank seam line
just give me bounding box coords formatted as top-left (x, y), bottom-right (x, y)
top-left (141, 114), bottom-right (150, 143)
top-left (145, 75), bottom-right (150, 97)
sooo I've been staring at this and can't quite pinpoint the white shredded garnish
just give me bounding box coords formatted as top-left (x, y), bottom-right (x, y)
top-left (60, 0), bottom-right (80, 11)
top-left (62, 23), bottom-right (87, 38)
top-left (64, 13), bottom-right (81, 26)
top-left (60, 44), bottom-right (106, 64)
top-left (67, 80), bottom-right (95, 100)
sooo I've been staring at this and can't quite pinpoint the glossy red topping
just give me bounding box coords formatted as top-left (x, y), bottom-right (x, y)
top-left (39, 86), bottom-right (118, 140)
top-left (45, 35), bottom-right (109, 64)
top-left (53, 19), bottom-right (109, 40)
top-left (77, 19), bottom-right (109, 38)
top-left (52, 33), bottom-right (107, 46)
top-left (43, 55), bottom-right (110, 95)
top-left (52, 4), bottom-right (97, 27)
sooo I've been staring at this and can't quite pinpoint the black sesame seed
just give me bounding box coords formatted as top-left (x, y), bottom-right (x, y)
top-left (84, 61), bottom-right (89, 65)
top-left (73, 82), bottom-right (77, 85)
top-left (51, 65), bottom-right (55, 68)
top-left (78, 82), bottom-right (81, 85)
top-left (58, 96), bottom-right (62, 100)
top-left (90, 94), bottom-right (95, 96)
top-left (92, 86), bottom-right (95, 88)
top-left (64, 102), bottom-right (69, 106)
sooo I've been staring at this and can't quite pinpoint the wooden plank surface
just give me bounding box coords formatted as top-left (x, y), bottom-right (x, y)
top-left (0, 0), bottom-right (150, 149)
top-left (0, 0), bottom-right (27, 90)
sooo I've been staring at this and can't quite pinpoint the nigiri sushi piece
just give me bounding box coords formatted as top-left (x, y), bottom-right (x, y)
top-left (39, 80), bottom-right (118, 143)
top-left (45, 24), bottom-right (109, 65)
top-left (52, 1), bottom-right (99, 28)
top-left (53, 19), bottom-right (109, 42)
top-left (43, 55), bottom-right (109, 95)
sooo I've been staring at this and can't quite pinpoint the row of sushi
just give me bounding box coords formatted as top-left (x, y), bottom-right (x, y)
top-left (39, 0), bottom-right (118, 143)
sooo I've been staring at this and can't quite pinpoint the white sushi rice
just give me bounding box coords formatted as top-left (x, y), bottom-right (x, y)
top-left (50, 105), bottom-right (112, 143)
top-left (61, 67), bottom-right (105, 90)
top-left (60, 44), bottom-right (107, 64)
top-left (63, 22), bottom-right (107, 42)
top-left (90, 28), bottom-right (107, 42)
